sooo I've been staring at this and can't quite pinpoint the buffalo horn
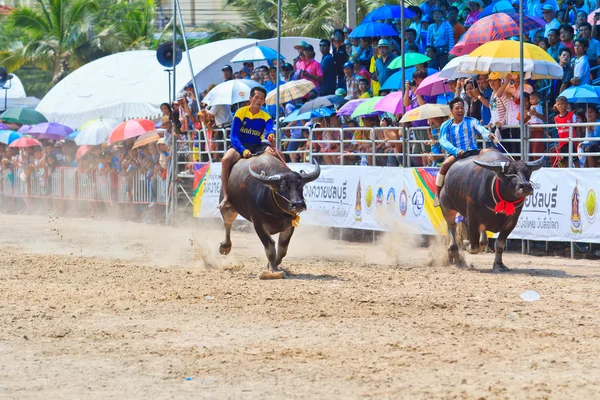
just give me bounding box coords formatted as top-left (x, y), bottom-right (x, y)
top-left (299, 158), bottom-right (321, 183)
top-left (248, 165), bottom-right (282, 186)
top-left (525, 156), bottom-right (546, 171)
top-left (473, 160), bottom-right (509, 173)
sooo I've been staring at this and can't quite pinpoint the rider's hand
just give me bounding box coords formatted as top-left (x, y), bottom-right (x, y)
top-left (242, 149), bottom-right (252, 159)
top-left (458, 150), bottom-right (465, 158)
top-left (267, 133), bottom-right (275, 146)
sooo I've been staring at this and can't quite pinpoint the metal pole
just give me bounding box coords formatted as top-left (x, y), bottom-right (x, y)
top-left (170, 0), bottom-right (178, 224)
top-left (519, 0), bottom-right (525, 161)
top-left (401, 0), bottom-right (407, 167)
top-left (175, 0), bottom-right (212, 164)
top-left (346, 0), bottom-right (357, 28)
top-left (275, 0), bottom-right (282, 151)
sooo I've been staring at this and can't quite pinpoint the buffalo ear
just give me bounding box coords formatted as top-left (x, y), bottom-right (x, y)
top-left (473, 160), bottom-right (509, 174)
top-left (525, 156), bottom-right (546, 172)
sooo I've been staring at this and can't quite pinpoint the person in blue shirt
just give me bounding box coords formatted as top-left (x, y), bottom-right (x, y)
top-left (373, 39), bottom-right (398, 88)
top-left (219, 86), bottom-right (275, 209)
top-left (319, 39), bottom-right (336, 95)
top-left (433, 97), bottom-right (500, 207)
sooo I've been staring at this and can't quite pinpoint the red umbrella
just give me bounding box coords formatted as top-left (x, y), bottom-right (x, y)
top-left (9, 137), bottom-right (42, 148)
top-left (451, 13), bottom-right (545, 56)
top-left (107, 119), bottom-right (155, 144)
top-left (75, 145), bottom-right (94, 160)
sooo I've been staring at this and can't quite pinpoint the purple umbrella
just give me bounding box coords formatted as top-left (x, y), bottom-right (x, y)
top-left (374, 91), bottom-right (406, 114)
top-left (17, 124), bottom-right (32, 134)
top-left (336, 99), bottom-right (367, 116)
top-left (0, 123), bottom-right (9, 130)
top-left (415, 72), bottom-right (450, 97)
top-left (29, 122), bottom-right (74, 141)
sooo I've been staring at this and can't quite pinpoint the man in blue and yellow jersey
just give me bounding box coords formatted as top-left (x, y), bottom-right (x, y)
top-left (219, 86), bottom-right (275, 209)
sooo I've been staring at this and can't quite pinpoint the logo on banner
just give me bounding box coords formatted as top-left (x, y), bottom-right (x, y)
top-left (387, 188), bottom-right (396, 208)
top-left (585, 189), bottom-right (597, 224)
top-left (355, 178), bottom-right (362, 221)
top-left (375, 187), bottom-right (384, 206)
top-left (365, 185), bottom-right (373, 213)
top-left (571, 180), bottom-right (582, 234)
top-left (399, 189), bottom-right (408, 216)
top-left (412, 188), bottom-right (424, 217)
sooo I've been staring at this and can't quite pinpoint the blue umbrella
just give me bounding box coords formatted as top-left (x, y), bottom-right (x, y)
top-left (231, 44), bottom-right (285, 63)
top-left (559, 85), bottom-right (600, 104)
top-left (0, 130), bottom-right (23, 145)
top-left (348, 22), bottom-right (398, 38)
top-left (284, 107), bottom-right (334, 123)
top-left (65, 130), bottom-right (80, 141)
top-left (479, 0), bottom-right (516, 18)
top-left (363, 5), bottom-right (415, 22)
top-left (380, 68), bottom-right (439, 91)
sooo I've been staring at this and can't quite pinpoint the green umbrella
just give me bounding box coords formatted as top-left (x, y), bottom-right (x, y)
top-left (388, 53), bottom-right (432, 70)
top-left (0, 107), bottom-right (48, 125)
top-left (350, 96), bottom-right (385, 119)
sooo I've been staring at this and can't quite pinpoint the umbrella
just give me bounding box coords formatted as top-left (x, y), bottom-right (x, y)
top-left (415, 72), bottom-right (451, 97)
top-left (231, 44), bottom-right (284, 63)
top-left (132, 130), bottom-right (161, 149)
top-left (29, 122), bottom-right (74, 140)
top-left (336, 99), bottom-right (367, 116)
top-left (108, 119), bottom-right (155, 144)
top-left (400, 104), bottom-right (451, 123)
top-left (380, 68), bottom-right (439, 91)
top-left (479, 0), bottom-right (515, 17)
top-left (298, 95), bottom-right (345, 114)
top-left (9, 137), bottom-right (42, 148)
top-left (348, 22), bottom-right (398, 38)
top-left (75, 145), bottom-right (94, 161)
top-left (351, 96), bottom-right (385, 118)
top-left (0, 107), bottom-right (47, 125)
top-left (451, 14), bottom-right (546, 56)
top-left (559, 85), bottom-right (600, 104)
top-left (284, 107), bottom-right (335, 123)
top-left (438, 55), bottom-right (473, 79)
top-left (363, 4), bottom-right (415, 22)
top-left (203, 79), bottom-right (262, 106)
top-left (65, 130), bottom-right (80, 141)
top-left (388, 53), bottom-right (431, 70)
top-left (17, 124), bottom-right (31, 134)
top-left (587, 7), bottom-right (600, 25)
top-left (373, 91), bottom-right (405, 114)
top-left (0, 123), bottom-right (8, 130)
top-left (265, 79), bottom-right (315, 105)
top-left (75, 118), bottom-right (120, 146)
top-left (457, 40), bottom-right (563, 80)
top-left (0, 130), bottom-right (22, 145)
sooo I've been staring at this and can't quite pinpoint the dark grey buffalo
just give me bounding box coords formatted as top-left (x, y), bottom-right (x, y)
top-left (439, 150), bottom-right (545, 272)
top-left (219, 153), bottom-right (320, 273)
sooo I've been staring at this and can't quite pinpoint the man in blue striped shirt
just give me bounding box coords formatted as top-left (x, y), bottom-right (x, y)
top-left (434, 97), bottom-right (500, 207)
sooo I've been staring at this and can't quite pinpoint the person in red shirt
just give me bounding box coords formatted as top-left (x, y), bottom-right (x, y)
top-left (551, 96), bottom-right (577, 167)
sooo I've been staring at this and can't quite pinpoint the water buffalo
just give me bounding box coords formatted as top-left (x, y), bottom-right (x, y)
top-left (439, 150), bottom-right (545, 272)
top-left (219, 153), bottom-right (320, 274)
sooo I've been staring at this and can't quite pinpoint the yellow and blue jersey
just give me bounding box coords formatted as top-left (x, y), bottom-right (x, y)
top-left (230, 106), bottom-right (274, 155)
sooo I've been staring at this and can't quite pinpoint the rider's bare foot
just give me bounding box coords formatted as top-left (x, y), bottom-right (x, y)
top-left (218, 197), bottom-right (231, 210)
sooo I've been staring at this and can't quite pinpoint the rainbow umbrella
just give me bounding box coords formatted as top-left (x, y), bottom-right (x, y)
top-left (350, 96), bottom-right (385, 118)
top-left (265, 79), bottom-right (315, 105)
top-left (29, 122), bottom-right (74, 140)
top-left (132, 130), bottom-right (161, 149)
top-left (0, 130), bottom-right (22, 145)
top-left (388, 53), bottom-right (431, 70)
top-left (457, 40), bottom-right (563, 79)
top-left (399, 104), bottom-right (450, 123)
top-left (108, 119), bottom-right (155, 144)
top-left (9, 137), bottom-right (42, 148)
top-left (451, 13), bottom-right (545, 56)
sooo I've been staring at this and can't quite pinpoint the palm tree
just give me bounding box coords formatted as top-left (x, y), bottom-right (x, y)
top-left (96, 0), bottom-right (157, 50)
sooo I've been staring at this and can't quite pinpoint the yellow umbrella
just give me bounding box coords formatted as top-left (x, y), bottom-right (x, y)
top-left (400, 104), bottom-right (450, 123)
top-left (457, 40), bottom-right (563, 80)
top-left (265, 79), bottom-right (315, 105)
top-left (132, 130), bottom-right (161, 149)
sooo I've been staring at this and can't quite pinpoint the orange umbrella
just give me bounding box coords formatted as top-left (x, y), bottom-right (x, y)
top-left (9, 137), bottom-right (42, 148)
top-left (132, 130), bottom-right (161, 149)
top-left (107, 119), bottom-right (155, 144)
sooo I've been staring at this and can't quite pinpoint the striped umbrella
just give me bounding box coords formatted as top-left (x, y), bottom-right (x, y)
top-left (265, 79), bottom-right (315, 105)
top-left (0, 130), bottom-right (22, 145)
top-left (457, 40), bottom-right (563, 80)
top-left (107, 119), bottom-right (155, 144)
top-left (9, 137), bottom-right (42, 148)
top-left (231, 44), bottom-right (284, 63)
top-left (451, 13), bottom-right (545, 56)
top-left (132, 130), bottom-right (161, 149)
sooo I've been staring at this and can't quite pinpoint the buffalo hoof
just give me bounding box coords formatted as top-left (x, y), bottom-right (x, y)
top-left (448, 249), bottom-right (462, 266)
top-left (493, 263), bottom-right (510, 273)
top-left (466, 243), bottom-right (480, 255)
top-left (219, 242), bottom-right (232, 255)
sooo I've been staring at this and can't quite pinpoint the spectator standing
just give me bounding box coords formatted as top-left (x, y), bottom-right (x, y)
top-left (543, 7), bottom-right (561, 37)
top-left (550, 96), bottom-right (578, 167)
top-left (296, 45), bottom-right (323, 93)
top-left (464, 0), bottom-right (482, 27)
top-left (331, 29), bottom-right (349, 90)
top-left (476, 74), bottom-right (493, 125)
top-left (404, 29), bottom-right (423, 53)
top-left (427, 8), bottom-right (454, 67)
top-left (560, 24), bottom-right (575, 53)
top-left (222, 65), bottom-right (233, 82)
top-left (293, 40), bottom-right (308, 70)
top-left (547, 29), bottom-right (563, 62)
top-left (488, 73), bottom-right (509, 147)
top-left (343, 62), bottom-right (360, 100)
top-left (319, 39), bottom-right (336, 96)
top-left (447, 6), bottom-right (466, 44)
top-left (577, 23), bottom-right (600, 67)
top-left (373, 39), bottom-right (397, 88)
top-left (571, 38), bottom-right (591, 86)
top-left (578, 105), bottom-right (600, 167)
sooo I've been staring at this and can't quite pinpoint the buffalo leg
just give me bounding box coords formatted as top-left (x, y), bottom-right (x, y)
top-left (479, 231), bottom-right (489, 254)
top-left (254, 222), bottom-right (277, 272)
top-left (493, 231), bottom-right (511, 272)
top-left (219, 207), bottom-right (238, 255)
top-left (275, 225), bottom-right (295, 270)
top-left (442, 207), bottom-right (465, 266)
top-left (466, 219), bottom-right (481, 255)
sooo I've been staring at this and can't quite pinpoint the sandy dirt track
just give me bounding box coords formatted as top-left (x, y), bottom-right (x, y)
top-left (0, 214), bottom-right (599, 399)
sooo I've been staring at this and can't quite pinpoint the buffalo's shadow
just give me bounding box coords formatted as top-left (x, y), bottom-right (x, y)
top-left (478, 268), bottom-right (587, 279)
top-left (286, 273), bottom-right (343, 281)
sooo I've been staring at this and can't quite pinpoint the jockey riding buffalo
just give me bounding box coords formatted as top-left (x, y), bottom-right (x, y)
top-left (219, 154), bottom-right (320, 274)
top-left (439, 150), bottom-right (545, 272)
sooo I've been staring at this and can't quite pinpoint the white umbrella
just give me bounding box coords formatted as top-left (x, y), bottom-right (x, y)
top-left (74, 118), bottom-right (120, 146)
top-left (202, 79), bottom-right (263, 106)
top-left (438, 56), bottom-right (473, 79)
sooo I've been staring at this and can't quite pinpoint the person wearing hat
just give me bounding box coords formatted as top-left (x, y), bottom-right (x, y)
top-left (427, 8), bottom-right (454, 68)
top-left (331, 29), bottom-right (349, 90)
top-left (319, 39), bottom-right (336, 95)
top-left (242, 61), bottom-right (254, 76)
top-left (293, 40), bottom-right (308, 70)
top-left (373, 39), bottom-right (398, 88)
top-left (530, 0), bottom-right (558, 21)
top-left (343, 62), bottom-right (359, 100)
top-left (464, 0), bottom-right (482, 27)
top-left (280, 63), bottom-right (294, 82)
top-left (296, 44), bottom-right (323, 93)
top-left (419, 16), bottom-right (431, 50)
top-left (222, 65), bottom-right (233, 82)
